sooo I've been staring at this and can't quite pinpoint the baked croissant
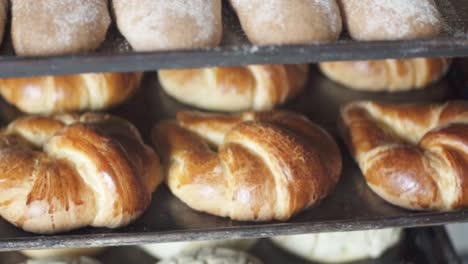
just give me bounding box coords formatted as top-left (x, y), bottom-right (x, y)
top-left (319, 58), bottom-right (451, 92)
top-left (152, 111), bottom-right (342, 221)
top-left (0, 113), bottom-right (161, 234)
top-left (340, 101), bottom-right (468, 210)
top-left (0, 72), bottom-right (142, 114)
top-left (158, 65), bottom-right (308, 112)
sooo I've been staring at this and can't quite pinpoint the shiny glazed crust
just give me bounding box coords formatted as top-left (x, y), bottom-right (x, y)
top-left (0, 113), bottom-right (161, 234)
top-left (319, 58), bottom-right (451, 92)
top-left (158, 65), bottom-right (308, 111)
top-left (340, 101), bottom-right (468, 210)
top-left (0, 72), bottom-right (142, 114)
top-left (152, 111), bottom-right (342, 221)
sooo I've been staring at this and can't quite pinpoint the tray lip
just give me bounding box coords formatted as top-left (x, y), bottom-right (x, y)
top-left (1, 36), bottom-right (468, 78)
top-left (0, 210), bottom-right (467, 252)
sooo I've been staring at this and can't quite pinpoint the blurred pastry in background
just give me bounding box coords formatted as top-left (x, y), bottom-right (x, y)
top-left (0, 113), bottom-right (161, 234)
top-left (271, 228), bottom-right (402, 263)
top-left (113, 0), bottom-right (222, 51)
top-left (158, 64), bottom-right (308, 111)
top-left (338, 0), bottom-right (442, 41)
top-left (11, 0), bottom-right (111, 56)
top-left (156, 247), bottom-right (263, 264)
top-left (0, 72), bottom-right (142, 114)
top-left (140, 239), bottom-right (257, 259)
top-left (229, 0), bottom-right (342, 45)
top-left (152, 110), bottom-right (341, 221)
top-left (21, 256), bottom-right (101, 264)
top-left (319, 58), bottom-right (451, 92)
top-left (21, 248), bottom-right (105, 259)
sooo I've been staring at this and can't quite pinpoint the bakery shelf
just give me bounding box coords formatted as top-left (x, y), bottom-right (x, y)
top-left (0, 66), bottom-right (465, 251)
top-left (0, 0), bottom-right (467, 78)
top-left (0, 227), bottom-right (460, 264)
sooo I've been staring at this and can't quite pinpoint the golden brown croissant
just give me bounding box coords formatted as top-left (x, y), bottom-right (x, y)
top-left (0, 113), bottom-right (161, 234)
top-left (158, 65), bottom-right (308, 112)
top-left (340, 101), bottom-right (468, 210)
top-left (319, 58), bottom-right (451, 92)
top-left (0, 72), bottom-right (142, 114)
top-left (152, 111), bottom-right (342, 221)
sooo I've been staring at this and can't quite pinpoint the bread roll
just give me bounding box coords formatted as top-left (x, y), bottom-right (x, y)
top-left (113, 0), bottom-right (222, 51)
top-left (22, 256), bottom-right (101, 264)
top-left (0, 72), bottom-right (142, 114)
top-left (319, 58), bottom-right (451, 92)
top-left (152, 111), bottom-right (342, 221)
top-left (272, 228), bottom-right (402, 263)
top-left (230, 0), bottom-right (342, 45)
top-left (0, 113), bottom-right (162, 234)
top-left (340, 101), bottom-right (468, 210)
top-left (21, 248), bottom-right (104, 259)
top-left (0, 0), bottom-right (6, 45)
top-left (140, 239), bottom-right (257, 259)
top-left (159, 65), bottom-right (308, 112)
top-left (11, 0), bottom-right (111, 56)
top-left (157, 248), bottom-right (263, 264)
top-left (338, 0), bottom-right (442, 40)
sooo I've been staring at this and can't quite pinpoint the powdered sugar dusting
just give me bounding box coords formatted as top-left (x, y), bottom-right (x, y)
top-left (231, 0), bottom-right (341, 34)
top-left (362, 0), bottom-right (441, 38)
top-left (13, 0), bottom-right (107, 47)
top-left (117, 0), bottom-right (219, 48)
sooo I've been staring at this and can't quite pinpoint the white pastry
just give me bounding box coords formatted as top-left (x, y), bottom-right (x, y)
top-left (157, 247), bottom-right (262, 264)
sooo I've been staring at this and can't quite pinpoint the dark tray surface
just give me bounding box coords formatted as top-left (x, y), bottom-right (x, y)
top-left (0, 67), bottom-right (465, 251)
top-left (0, 0), bottom-right (467, 78)
top-left (0, 227), bottom-right (460, 264)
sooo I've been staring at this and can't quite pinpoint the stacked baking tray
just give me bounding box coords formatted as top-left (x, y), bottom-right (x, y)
top-left (0, 0), bottom-right (467, 263)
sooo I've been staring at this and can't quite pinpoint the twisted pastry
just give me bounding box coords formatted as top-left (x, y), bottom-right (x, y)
top-left (0, 113), bottom-right (161, 234)
top-left (0, 72), bottom-right (142, 114)
top-left (320, 58), bottom-right (451, 92)
top-left (340, 101), bottom-right (468, 210)
top-left (153, 111), bottom-right (341, 221)
top-left (158, 65), bottom-right (308, 112)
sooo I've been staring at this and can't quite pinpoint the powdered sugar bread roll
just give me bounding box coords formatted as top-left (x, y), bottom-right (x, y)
top-left (339, 0), bottom-right (442, 40)
top-left (229, 0), bottom-right (342, 45)
top-left (11, 0), bottom-right (111, 56)
top-left (113, 0), bottom-right (223, 51)
top-left (0, 0), bottom-right (6, 45)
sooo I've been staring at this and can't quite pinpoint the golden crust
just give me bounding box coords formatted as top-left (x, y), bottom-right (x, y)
top-left (0, 72), bottom-right (142, 114)
top-left (158, 65), bottom-right (308, 112)
top-left (152, 111), bottom-right (342, 221)
top-left (320, 58), bottom-right (451, 92)
top-left (0, 113), bottom-right (162, 234)
top-left (340, 101), bottom-right (468, 210)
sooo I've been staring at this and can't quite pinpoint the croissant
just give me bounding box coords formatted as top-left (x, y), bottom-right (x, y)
top-left (340, 101), bottom-right (468, 210)
top-left (0, 113), bottom-right (161, 234)
top-left (319, 58), bottom-right (451, 92)
top-left (0, 72), bottom-right (142, 114)
top-left (158, 65), bottom-right (308, 112)
top-left (152, 111), bottom-right (342, 221)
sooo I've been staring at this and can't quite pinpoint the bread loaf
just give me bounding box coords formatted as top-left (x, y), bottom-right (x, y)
top-left (0, 72), bottom-right (142, 114)
top-left (113, 0), bottom-right (222, 51)
top-left (340, 101), bottom-right (468, 210)
top-left (22, 256), bottom-right (101, 264)
top-left (21, 248), bottom-right (104, 259)
top-left (319, 58), bottom-right (451, 92)
top-left (0, 113), bottom-right (161, 234)
top-left (338, 0), bottom-right (442, 40)
top-left (153, 111), bottom-right (341, 221)
top-left (11, 0), bottom-right (111, 56)
top-left (230, 0), bottom-right (342, 45)
top-left (158, 65), bottom-right (308, 111)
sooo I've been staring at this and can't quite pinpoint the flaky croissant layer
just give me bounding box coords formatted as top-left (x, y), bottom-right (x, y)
top-left (0, 113), bottom-right (161, 234)
top-left (153, 111), bottom-right (342, 221)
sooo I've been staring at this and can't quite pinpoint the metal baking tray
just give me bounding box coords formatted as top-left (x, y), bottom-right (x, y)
top-left (0, 66), bottom-right (465, 251)
top-left (0, 227), bottom-right (460, 264)
top-left (0, 0), bottom-right (467, 78)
